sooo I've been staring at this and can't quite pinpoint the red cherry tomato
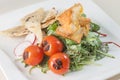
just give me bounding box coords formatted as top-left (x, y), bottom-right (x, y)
top-left (42, 35), bottom-right (63, 56)
top-left (23, 45), bottom-right (44, 66)
top-left (48, 53), bottom-right (70, 75)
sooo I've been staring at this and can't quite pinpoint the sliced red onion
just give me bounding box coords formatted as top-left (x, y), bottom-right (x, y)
top-left (14, 41), bottom-right (32, 58)
top-left (25, 33), bottom-right (36, 44)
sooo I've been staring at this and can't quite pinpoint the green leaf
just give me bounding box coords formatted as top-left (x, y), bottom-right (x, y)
top-left (47, 21), bottom-right (59, 35)
top-left (90, 22), bottom-right (100, 32)
top-left (81, 13), bottom-right (86, 17)
top-left (96, 50), bottom-right (115, 59)
top-left (65, 39), bottom-right (77, 45)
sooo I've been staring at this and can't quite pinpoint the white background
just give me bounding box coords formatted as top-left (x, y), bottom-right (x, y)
top-left (0, 0), bottom-right (120, 80)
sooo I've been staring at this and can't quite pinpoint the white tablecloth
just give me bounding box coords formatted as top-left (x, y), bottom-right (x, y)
top-left (0, 0), bottom-right (120, 80)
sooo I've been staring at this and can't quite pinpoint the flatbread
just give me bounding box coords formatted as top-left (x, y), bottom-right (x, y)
top-left (21, 8), bottom-right (45, 25)
top-left (0, 26), bottom-right (29, 37)
top-left (22, 8), bottom-right (57, 29)
top-left (0, 8), bottom-right (57, 38)
top-left (25, 22), bottom-right (43, 43)
top-left (22, 8), bottom-right (57, 43)
top-left (42, 8), bottom-right (57, 23)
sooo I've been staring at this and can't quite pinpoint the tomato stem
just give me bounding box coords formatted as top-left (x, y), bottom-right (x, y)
top-left (103, 41), bottom-right (120, 48)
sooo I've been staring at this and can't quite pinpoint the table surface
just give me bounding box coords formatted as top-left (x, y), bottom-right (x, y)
top-left (0, 0), bottom-right (120, 80)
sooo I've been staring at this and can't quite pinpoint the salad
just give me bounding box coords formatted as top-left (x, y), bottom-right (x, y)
top-left (1, 3), bottom-right (119, 75)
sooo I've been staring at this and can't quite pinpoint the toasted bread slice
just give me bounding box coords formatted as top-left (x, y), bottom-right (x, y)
top-left (56, 3), bottom-right (90, 43)
top-left (69, 27), bottom-right (84, 43)
top-left (56, 3), bottom-right (83, 35)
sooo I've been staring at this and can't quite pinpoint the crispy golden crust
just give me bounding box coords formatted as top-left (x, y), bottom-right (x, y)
top-left (56, 25), bottom-right (84, 43)
top-left (56, 4), bottom-right (79, 35)
top-left (69, 27), bottom-right (84, 43)
top-left (56, 3), bottom-right (90, 43)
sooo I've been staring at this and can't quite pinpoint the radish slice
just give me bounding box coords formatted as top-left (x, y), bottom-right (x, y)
top-left (25, 33), bottom-right (36, 44)
top-left (33, 38), bottom-right (39, 45)
top-left (14, 41), bottom-right (32, 58)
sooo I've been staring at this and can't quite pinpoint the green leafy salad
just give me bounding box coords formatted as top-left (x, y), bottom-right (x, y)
top-left (33, 19), bottom-right (114, 73)
top-left (15, 4), bottom-right (117, 74)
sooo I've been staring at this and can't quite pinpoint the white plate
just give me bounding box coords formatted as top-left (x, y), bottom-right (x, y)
top-left (0, 0), bottom-right (120, 80)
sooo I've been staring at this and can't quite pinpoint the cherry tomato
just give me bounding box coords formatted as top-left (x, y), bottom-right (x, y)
top-left (23, 45), bottom-right (44, 66)
top-left (42, 35), bottom-right (63, 56)
top-left (48, 53), bottom-right (70, 75)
